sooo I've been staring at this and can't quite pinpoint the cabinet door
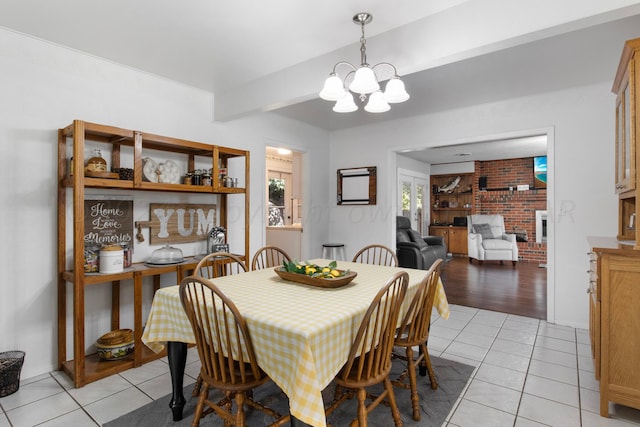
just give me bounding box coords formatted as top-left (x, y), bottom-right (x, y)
top-left (430, 227), bottom-right (448, 244)
top-left (615, 73), bottom-right (634, 193)
top-left (431, 227), bottom-right (448, 239)
top-left (599, 253), bottom-right (640, 415)
top-left (448, 228), bottom-right (468, 255)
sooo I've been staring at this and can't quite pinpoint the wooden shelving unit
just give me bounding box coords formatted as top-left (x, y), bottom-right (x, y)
top-left (57, 120), bottom-right (250, 387)
top-left (429, 173), bottom-right (474, 255)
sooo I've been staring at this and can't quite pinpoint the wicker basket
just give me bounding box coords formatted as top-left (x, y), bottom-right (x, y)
top-left (97, 329), bottom-right (133, 346)
top-left (0, 351), bottom-right (25, 397)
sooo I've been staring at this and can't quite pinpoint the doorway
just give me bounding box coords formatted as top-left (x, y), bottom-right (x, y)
top-left (398, 169), bottom-right (429, 234)
top-left (393, 130), bottom-right (552, 321)
top-left (265, 146), bottom-right (303, 260)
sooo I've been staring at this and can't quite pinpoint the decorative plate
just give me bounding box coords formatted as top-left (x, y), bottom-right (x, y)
top-left (158, 160), bottom-right (180, 184)
top-left (274, 267), bottom-right (357, 288)
top-left (142, 157), bottom-right (159, 182)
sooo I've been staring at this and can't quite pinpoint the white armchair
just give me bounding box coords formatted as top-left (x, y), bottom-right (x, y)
top-left (467, 214), bottom-right (519, 266)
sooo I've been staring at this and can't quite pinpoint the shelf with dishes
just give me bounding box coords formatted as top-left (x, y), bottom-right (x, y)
top-left (61, 121), bottom-right (246, 194)
top-left (57, 120), bottom-right (250, 387)
top-left (62, 177), bottom-right (247, 193)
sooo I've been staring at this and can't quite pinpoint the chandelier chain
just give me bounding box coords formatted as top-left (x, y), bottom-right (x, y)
top-left (360, 22), bottom-right (368, 66)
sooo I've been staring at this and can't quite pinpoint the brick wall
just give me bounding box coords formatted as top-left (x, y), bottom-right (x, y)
top-left (474, 159), bottom-right (547, 263)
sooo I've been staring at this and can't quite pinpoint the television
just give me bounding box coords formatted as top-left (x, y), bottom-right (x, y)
top-left (534, 156), bottom-right (547, 189)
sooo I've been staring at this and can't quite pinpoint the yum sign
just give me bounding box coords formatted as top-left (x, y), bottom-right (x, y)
top-left (145, 203), bottom-right (217, 244)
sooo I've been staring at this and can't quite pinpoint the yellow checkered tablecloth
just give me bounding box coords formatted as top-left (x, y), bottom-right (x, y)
top-left (142, 260), bottom-right (449, 427)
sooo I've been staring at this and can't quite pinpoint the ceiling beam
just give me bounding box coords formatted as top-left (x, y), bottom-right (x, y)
top-left (212, 0), bottom-right (640, 122)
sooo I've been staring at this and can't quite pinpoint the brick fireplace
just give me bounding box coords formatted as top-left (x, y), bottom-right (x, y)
top-left (474, 158), bottom-right (547, 263)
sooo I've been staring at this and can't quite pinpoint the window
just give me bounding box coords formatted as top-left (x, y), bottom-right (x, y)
top-left (268, 172), bottom-right (291, 226)
top-left (268, 177), bottom-right (287, 226)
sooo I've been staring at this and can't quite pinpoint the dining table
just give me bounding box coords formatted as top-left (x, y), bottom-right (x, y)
top-left (142, 259), bottom-right (449, 427)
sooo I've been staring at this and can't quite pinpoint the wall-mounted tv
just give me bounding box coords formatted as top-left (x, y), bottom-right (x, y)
top-left (534, 156), bottom-right (547, 189)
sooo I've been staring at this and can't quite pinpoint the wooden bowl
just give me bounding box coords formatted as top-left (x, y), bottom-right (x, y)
top-left (274, 267), bottom-right (357, 288)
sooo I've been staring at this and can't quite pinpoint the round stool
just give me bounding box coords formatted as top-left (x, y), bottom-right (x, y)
top-left (322, 243), bottom-right (346, 261)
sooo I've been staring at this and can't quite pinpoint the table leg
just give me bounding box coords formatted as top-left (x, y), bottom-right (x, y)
top-left (166, 341), bottom-right (310, 425)
top-left (167, 341), bottom-right (187, 421)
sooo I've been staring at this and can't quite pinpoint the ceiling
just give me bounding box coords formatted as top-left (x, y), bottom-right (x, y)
top-left (398, 135), bottom-right (547, 165)
top-left (0, 0), bottom-right (467, 93)
top-left (2, 1), bottom-right (640, 164)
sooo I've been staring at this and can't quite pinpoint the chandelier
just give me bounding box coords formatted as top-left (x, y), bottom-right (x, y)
top-left (319, 12), bottom-right (410, 113)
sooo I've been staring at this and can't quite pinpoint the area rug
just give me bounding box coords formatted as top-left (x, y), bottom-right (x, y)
top-left (104, 355), bottom-right (474, 427)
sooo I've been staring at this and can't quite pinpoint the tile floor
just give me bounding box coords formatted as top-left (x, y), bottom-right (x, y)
top-left (2, 304), bottom-right (640, 426)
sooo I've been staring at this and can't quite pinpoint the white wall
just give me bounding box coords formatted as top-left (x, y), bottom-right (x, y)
top-left (329, 82), bottom-right (618, 329)
top-left (397, 153), bottom-right (430, 173)
top-left (432, 162), bottom-right (475, 175)
top-left (0, 28), bottom-right (329, 379)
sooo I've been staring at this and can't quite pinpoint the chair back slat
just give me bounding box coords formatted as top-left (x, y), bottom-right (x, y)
top-left (340, 271), bottom-right (408, 383)
top-left (396, 259), bottom-right (444, 346)
top-left (251, 245), bottom-right (292, 270)
top-left (352, 244), bottom-right (398, 267)
top-left (179, 276), bottom-right (262, 387)
top-left (195, 252), bottom-right (247, 279)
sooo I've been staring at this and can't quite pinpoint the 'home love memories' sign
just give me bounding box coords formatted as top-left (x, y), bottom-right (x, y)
top-left (84, 195), bottom-right (133, 246)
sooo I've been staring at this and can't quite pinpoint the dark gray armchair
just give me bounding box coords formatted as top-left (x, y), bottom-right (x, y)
top-left (396, 216), bottom-right (447, 270)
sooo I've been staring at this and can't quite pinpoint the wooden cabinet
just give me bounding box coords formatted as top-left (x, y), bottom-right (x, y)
top-left (587, 237), bottom-right (640, 416)
top-left (430, 173), bottom-right (473, 255)
top-left (429, 226), bottom-right (468, 255)
top-left (57, 120), bottom-right (250, 387)
top-left (430, 173), bottom-right (474, 227)
top-left (587, 38), bottom-right (640, 418)
top-left (613, 38), bottom-right (640, 243)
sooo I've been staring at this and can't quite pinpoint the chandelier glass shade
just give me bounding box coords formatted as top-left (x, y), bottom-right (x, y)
top-left (319, 13), bottom-right (409, 113)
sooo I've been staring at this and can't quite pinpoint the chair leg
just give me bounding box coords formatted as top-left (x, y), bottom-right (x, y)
top-left (405, 346), bottom-right (420, 421)
top-left (418, 344), bottom-right (427, 376)
top-left (192, 374), bottom-right (203, 397)
top-left (191, 383), bottom-right (209, 427)
top-left (384, 377), bottom-right (403, 427)
top-left (234, 393), bottom-right (246, 426)
top-left (421, 343), bottom-right (438, 390)
top-left (512, 260), bottom-right (517, 267)
top-left (356, 388), bottom-right (368, 427)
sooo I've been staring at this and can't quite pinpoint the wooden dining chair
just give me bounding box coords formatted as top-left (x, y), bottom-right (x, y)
top-left (179, 276), bottom-right (288, 427)
top-left (194, 252), bottom-right (247, 279)
top-left (352, 244), bottom-right (398, 267)
top-left (192, 252), bottom-right (248, 396)
top-left (392, 258), bottom-right (444, 421)
top-left (251, 245), bottom-right (292, 270)
top-left (325, 271), bottom-right (408, 427)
